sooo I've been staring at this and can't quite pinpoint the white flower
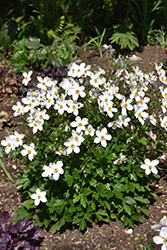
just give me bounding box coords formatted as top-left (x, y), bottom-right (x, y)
top-left (85, 125), bottom-right (95, 136)
top-left (146, 130), bottom-right (156, 141)
top-left (140, 158), bottom-right (159, 175)
top-left (70, 116), bottom-right (88, 133)
top-left (153, 227), bottom-right (167, 250)
top-left (10, 131), bottom-right (24, 147)
top-left (21, 143), bottom-right (37, 161)
top-left (64, 137), bottom-right (80, 154)
top-left (42, 161), bottom-right (64, 181)
top-left (113, 155), bottom-right (127, 164)
top-left (54, 100), bottom-right (68, 115)
top-left (28, 119), bottom-right (43, 134)
top-left (12, 101), bottom-right (28, 116)
top-left (152, 216), bottom-right (167, 231)
top-left (31, 188), bottom-right (47, 206)
top-left (68, 83), bottom-right (86, 101)
top-left (67, 100), bottom-right (83, 116)
top-left (1, 136), bottom-right (16, 153)
top-left (94, 127), bottom-right (112, 148)
top-left (108, 119), bottom-right (122, 129)
top-left (121, 97), bottom-right (133, 116)
top-left (160, 116), bottom-right (167, 130)
top-left (134, 106), bottom-right (148, 125)
top-left (22, 70), bottom-right (33, 86)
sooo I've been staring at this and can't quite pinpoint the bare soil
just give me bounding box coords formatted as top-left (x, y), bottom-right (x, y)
top-left (0, 45), bottom-right (167, 250)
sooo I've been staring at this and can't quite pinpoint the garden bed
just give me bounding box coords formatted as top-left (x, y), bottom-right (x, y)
top-left (0, 45), bottom-right (167, 250)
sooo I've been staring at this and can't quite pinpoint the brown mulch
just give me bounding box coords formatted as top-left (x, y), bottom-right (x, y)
top-left (0, 45), bottom-right (167, 250)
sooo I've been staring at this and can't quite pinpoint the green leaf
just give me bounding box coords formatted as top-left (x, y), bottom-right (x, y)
top-left (80, 195), bottom-right (87, 208)
top-left (79, 218), bottom-right (87, 231)
top-left (114, 183), bottom-right (128, 192)
top-left (52, 216), bottom-right (65, 233)
top-left (124, 196), bottom-right (136, 205)
top-left (96, 167), bottom-right (103, 177)
top-left (97, 184), bottom-right (106, 197)
top-left (123, 202), bottom-right (132, 215)
top-left (131, 213), bottom-right (144, 222)
top-left (73, 169), bottom-right (80, 179)
top-left (137, 137), bottom-right (148, 145)
top-left (114, 191), bottom-right (123, 200)
top-left (82, 187), bottom-right (92, 196)
top-left (140, 207), bottom-right (149, 216)
top-left (73, 193), bottom-right (82, 203)
top-left (66, 175), bottom-right (74, 187)
top-left (89, 178), bottom-right (97, 187)
top-left (23, 199), bottom-right (35, 209)
top-left (134, 196), bottom-right (149, 204)
top-left (25, 37), bottom-right (43, 49)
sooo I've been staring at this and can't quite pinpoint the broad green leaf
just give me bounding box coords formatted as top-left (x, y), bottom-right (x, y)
top-left (80, 195), bottom-right (87, 208)
top-left (23, 199), bottom-right (35, 210)
top-left (114, 183), bottom-right (128, 192)
top-left (79, 218), bottom-right (87, 231)
top-left (53, 217), bottom-right (65, 233)
top-left (123, 202), bottom-right (132, 215)
top-left (124, 196), bottom-right (136, 205)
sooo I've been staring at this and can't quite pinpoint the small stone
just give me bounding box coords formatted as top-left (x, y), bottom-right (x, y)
top-left (12, 165), bottom-right (17, 169)
top-left (125, 228), bottom-right (133, 234)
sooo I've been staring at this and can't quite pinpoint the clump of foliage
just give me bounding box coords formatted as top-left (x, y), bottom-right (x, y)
top-left (0, 211), bottom-right (42, 249)
top-left (10, 36), bottom-right (77, 73)
top-left (1, 60), bottom-right (167, 233)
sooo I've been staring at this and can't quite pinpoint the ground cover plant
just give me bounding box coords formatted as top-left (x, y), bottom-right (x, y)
top-left (1, 59), bottom-right (167, 237)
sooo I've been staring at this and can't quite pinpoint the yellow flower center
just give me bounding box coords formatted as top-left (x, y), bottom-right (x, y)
top-left (7, 142), bottom-right (11, 146)
top-left (163, 122), bottom-right (167, 125)
top-left (61, 96), bottom-right (64, 100)
top-left (164, 104), bottom-right (167, 107)
top-left (158, 68), bottom-right (161, 72)
top-left (16, 137), bottom-right (19, 141)
top-left (39, 114), bottom-right (43, 119)
top-left (148, 165), bottom-right (152, 169)
top-left (77, 69), bottom-right (81, 72)
top-left (28, 149), bottom-right (31, 153)
top-left (94, 78), bottom-right (97, 83)
top-left (76, 89), bottom-right (80, 94)
top-left (128, 139), bottom-right (131, 142)
top-left (54, 91), bottom-right (57, 95)
top-left (161, 76), bottom-right (164, 80)
top-left (114, 90), bottom-right (118, 94)
top-left (164, 93), bottom-right (167, 97)
top-left (72, 68), bottom-right (75, 72)
top-left (133, 85), bottom-right (136, 88)
top-left (17, 108), bottom-right (21, 111)
top-left (78, 122), bottom-right (82, 126)
top-left (88, 129), bottom-right (91, 133)
top-left (37, 195), bottom-right (41, 199)
top-left (75, 136), bottom-right (78, 140)
top-left (105, 98), bottom-right (108, 102)
top-left (70, 143), bottom-right (75, 148)
top-left (25, 76), bottom-right (28, 80)
top-left (100, 135), bottom-right (105, 140)
top-left (34, 123), bottom-right (37, 127)
top-left (122, 119), bottom-right (125, 122)
top-left (140, 100), bottom-right (143, 104)
top-left (138, 112), bottom-right (142, 117)
top-left (60, 149), bottom-right (64, 154)
top-left (60, 104), bottom-right (63, 108)
top-left (108, 107), bottom-right (112, 111)
top-left (28, 103), bottom-right (32, 107)
top-left (163, 238), bottom-right (167, 244)
top-left (119, 160), bottom-right (122, 163)
top-left (42, 82), bottom-right (45, 85)
top-left (48, 99), bottom-right (51, 103)
top-left (114, 122), bottom-right (117, 126)
top-left (72, 105), bottom-right (76, 109)
top-left (135, 91), bottom-right (139, 95)
top-left (54, 168), bottom-right (58, 173)
top-left (124, 103), bottom-right (128, 108)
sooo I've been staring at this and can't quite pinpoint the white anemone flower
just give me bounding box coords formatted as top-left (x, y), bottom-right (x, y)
top-left (10, 131), bottom-right (24, 147)
top-left (153, 227), bottom-right (167, 250)
top-left (140, 158), bottom-right (159, 175)
top-left (21, 143), bottom-right (37, 161)
top-left (42, 161), bottom-right (64, 181)
top-left (64, 137), bottom-right (80, 154)
top-left (113, 155), bottom-right (127, 164)
top-left (1, 136), bottom-right (16, 153)
top-left (31, 188), bottom-right (47, 206)
top-left (94, 127), bottom-right (112, 148)
top-left (22, 70), bottom-right (33, 86)
top-left (70, 116), bottom-right (88, 133)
